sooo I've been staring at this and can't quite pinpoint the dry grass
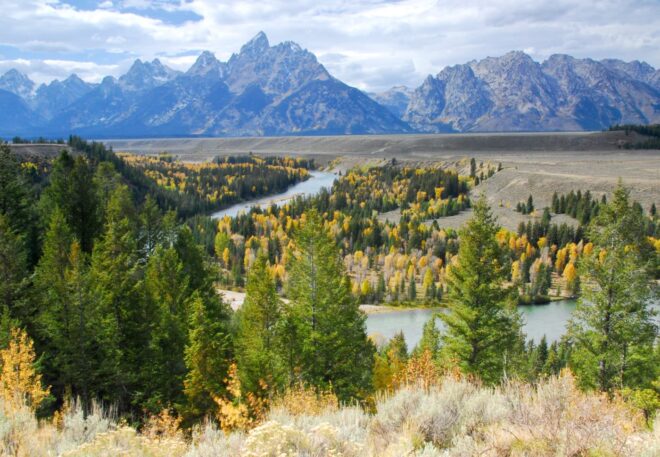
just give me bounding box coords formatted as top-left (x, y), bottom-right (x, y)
top-left (1, 372), bottom-right (658, 456)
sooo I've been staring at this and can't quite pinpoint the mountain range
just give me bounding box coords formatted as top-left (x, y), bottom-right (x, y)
top-left (0, 32), bottom-right (658, 138)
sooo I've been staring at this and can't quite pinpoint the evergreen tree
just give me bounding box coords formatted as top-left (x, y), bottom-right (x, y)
top-left (408, 277), bottom-right (417, 301)
top-left (62, 241), bottom-right (96, 405)
top-left (286, 211), bottom-right (375, 400)
top-left (35, 209), bottom-right (74, 397)
top-left (568, 183), bottom-right (658, 393)
top-left (526, 195), bottom-right (534, 214)
top-left (183, 293), bottom-right (232, 422)
top-left (138, 195), bottom-right (163, 261)
top-left (414, 316), bottom-right (442, 364)
top-left (373, 331), bottom-right (408, 391)
top-left (142, 245), bottom-right (190, 411)
top-left (42, 152), bottom-right (100, 253)
top-left (440, 197), bottom-right (523, 384)
top-left (89, 185), bottom-right (141, 409)
top-left (235, 254), bottom-right (285, 396)
top-left (0, 215), bottom-right (29, 324)
top-left (0, 145), bottom-right (39, 267)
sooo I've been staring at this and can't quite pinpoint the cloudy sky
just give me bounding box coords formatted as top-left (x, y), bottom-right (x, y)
top-left (1, 0), bottom-right (659, 92)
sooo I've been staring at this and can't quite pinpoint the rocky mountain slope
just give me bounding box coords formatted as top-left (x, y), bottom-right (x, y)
top-left (1, 40), bottom-right (658, 137)
top-left (0, 32), bottom-right (409, 137)
top-left (403, 51), bottom-right (660, 132)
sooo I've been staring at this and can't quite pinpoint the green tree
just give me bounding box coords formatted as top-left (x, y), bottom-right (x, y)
top-left (0, 214), bottom-right (29, 323)
top-left (42, 152), bottom-right (100, 253)
top-left (62, 241), bottom-right (96, 405)
top-left (183, 293), bottom-right (232, 422)
top-left (235, 254), bottom-right (285, 396)
top-left (0, 145), bottom-right (39, 266)
top-left (407, 277), bottom-right (417, 301)
top-left (568, 183), bottom-right (658, 393)
top-left (142, 245), bottom-right (190, 412)
top-left (286, 211), bottom-right (375, 400)
top-left (414, 316), bottom-right (442, 364)
top-left (440, 197), bottom-right (523, 384)
top-left (89, 185), bottom-right (141, 409)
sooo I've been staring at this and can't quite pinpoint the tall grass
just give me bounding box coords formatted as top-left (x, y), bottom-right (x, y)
top-left (1, 372), bottom-right (657, 456)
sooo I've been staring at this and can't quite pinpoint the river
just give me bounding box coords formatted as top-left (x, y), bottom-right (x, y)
top-left (211, 171), bottom-right (337, 219)
top-left (366, 300), bottom-right (578, 348)
top-left (209, 170), bottom-right (654, 350)
top-left (366, 299), bottom-right (660, 349)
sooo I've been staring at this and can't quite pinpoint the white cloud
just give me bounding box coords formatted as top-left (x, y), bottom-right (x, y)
top-left (0, 0), bottom-right (658, 91)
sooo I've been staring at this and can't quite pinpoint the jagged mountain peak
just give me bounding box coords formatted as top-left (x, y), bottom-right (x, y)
top-left (187, 50), bottom-right (225, 78)
top-left (0, 69), bottom-right (35, 99)
top-left (240, 31), bottom-right (270, 56)
top-left (119, 58), bottom-right (179, 91)
top-left (225, 34), bottom-right (329, 96)
top-left (405, 50), bottom-right (659, 133)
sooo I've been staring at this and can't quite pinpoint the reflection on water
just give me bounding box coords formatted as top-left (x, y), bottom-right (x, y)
top-left (366, 300), bottom-right (578, 349)
top-left (212, 171), bottom-right (337, 219)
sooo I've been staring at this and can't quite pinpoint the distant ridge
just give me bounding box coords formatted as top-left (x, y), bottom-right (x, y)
top-left (0, 35), bottom-right (658, 137)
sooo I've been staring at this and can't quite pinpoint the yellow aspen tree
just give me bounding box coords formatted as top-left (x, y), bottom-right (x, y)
top-left (422, 268), bottom-right (434, 292)
top-left (0, 328), bottom-right (50, 412)
top-left (360, 279), bottom-right (371, 297)
top-left (511, 260), bottom-right (521, 284)
top-left (563, 262), bottom-right (577, 292)
top-left (583, 242), bottom-right (594, 256)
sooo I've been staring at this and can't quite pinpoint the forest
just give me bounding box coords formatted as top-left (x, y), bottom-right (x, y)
top-left (0, 138), bottom-right (658, 456)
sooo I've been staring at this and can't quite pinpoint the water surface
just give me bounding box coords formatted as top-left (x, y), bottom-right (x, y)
top-left (212, 171), bottom-right (336, 219)
top-left (366, 299), bottom-right (578, 349)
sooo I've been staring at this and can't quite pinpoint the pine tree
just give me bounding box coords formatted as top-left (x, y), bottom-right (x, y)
top-left (183, 293), bottom-right (232, 422)
top-left (0, 145), bottom-right (39, 266)
top-left (526, 195), bottom-right (534, 214)
top-left (142, 245), bottom-right (190, 412)
top-left (0, 215), bottom-right (29, 323)
top-left (286, 211), bottom-right (375, 400)
top-left (89, 185), bottom-right (141, 408)
top-left (414, 316), bottom-right (442, 365)
top-left (440, 197), bottom-right (523, 384)
top-left (63, 241), bottom-right (96, 405)
top-left (42, 152), bottom-right (100, 253)
top-left (235, 253), bottom-right (285, 396)
top-left (407, 277), bottom-right (417, 301)
top-left (568, 183), bottom-right (658, 393)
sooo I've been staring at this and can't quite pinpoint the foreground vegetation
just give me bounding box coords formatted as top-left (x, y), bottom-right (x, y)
top-left (0, 137), bottom-right (658, 455)
top-left (1, 372), bottom-right (658, 456)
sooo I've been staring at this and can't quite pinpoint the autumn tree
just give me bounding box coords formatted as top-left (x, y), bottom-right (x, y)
top-left (0, 327), bottom-right (50, 412)
top-left (440, 197), bottom-right (523, 384)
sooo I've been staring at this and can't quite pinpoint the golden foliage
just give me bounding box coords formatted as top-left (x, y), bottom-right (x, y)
top-left (214, 363), bottom-right (268, 432)
top-left (271, 382), bottom-right (339, 416)
top-left (142, 409), bottom-right (183, 442)
top-left (0, 327), bottom-right (50, 412)
top-left (392, 349), bottom-right (440, 391)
